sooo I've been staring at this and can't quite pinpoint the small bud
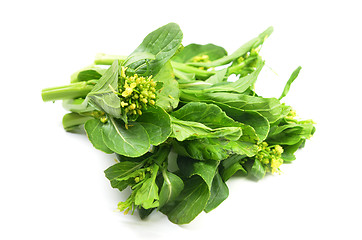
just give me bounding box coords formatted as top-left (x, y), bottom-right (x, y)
top-left (137, 109), bottom-right (142, 115)
top-left (142, 98), bottom-right (148, 104)
top-left (121, 101), bottom-right (128, 107)
top-left (150, 81), bottom-right (156, 87)
top-left (129, 103), bottom-right (136, 110)
top-left (100, 116), bottom-right (108, 123)
top-left (149, 100), bottom-right (155, 105)
top-left (122, 88), bottom-right (133, 97)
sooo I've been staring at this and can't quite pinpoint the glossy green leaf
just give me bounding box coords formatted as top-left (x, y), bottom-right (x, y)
top-left (137, 106), bottom-right (172, 146)
top-left (87, 60), bottom-right (122, 119)
top-left (135, 164), bottom-right (160, 209)
top-left (204, 173), bottom-right (229, 213)
top-left (154, 62), bottom-right (180, 112)
top-left (84, 118), bottom-right (113, 154)
top-left (221, 154), bottom-right (248, 181)
top-left (172, 43), bottom-right (227, 63)
top-left (130, 23), bottom-right (183, 76)
top-left (173, 138), bottom-right (258, 161)
top-left (177, 156), bottom-right (219, 189)
top-left (171, 116), bottom-right (242, 141)
top-left (158, 170), bottom-right (184, 209)
top-left (250, 159), bottom-right (266, 180)
top-left (161, 176), bottom-right (210, 224)
top-left (101, 117), bottom-right (150, 157)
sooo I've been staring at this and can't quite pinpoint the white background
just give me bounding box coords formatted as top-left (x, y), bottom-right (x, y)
top-left (1, 0), bottom-right (361, 239)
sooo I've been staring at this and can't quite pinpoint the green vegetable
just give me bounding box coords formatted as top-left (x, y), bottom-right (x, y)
top-left (41, 23), bottom-right (315, 224)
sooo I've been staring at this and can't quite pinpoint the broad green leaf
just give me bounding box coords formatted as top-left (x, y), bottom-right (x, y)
top-left (221, 154), bottom-right (248, 181)
top-left (172, 43), bottom-right (227, 63)
top-left (161, 176), bottom-right (210, 224)
top-left (180, 89), bottom-right (290, 123)
top-left (135, 165), bottom-right (160, 209)
top-left (87, 60), bottom-right (122, 119)
top-left (158, 170), bottom-right (184, 209)
top-left (154, 62), bottom-right (180, 112)
top-left (188, 26), bottom-right (273, 68)
top-left (123, 52), bottom-right (156, 67)
top-left (279, 66), bottom-right (302, 100)
top-left (267, 120), bottom-right (316, 145)
top-left (101, 117), bottom-right (150, 157)
top-left (137, 106), bottom-right (172, 146)
top-left (171, 116), bottom-right (242, 141)
top-left (218, 104), bottom-right (269, 143)
top-left (130, 23), bottom-right (183, 76)
top-left (281, 140), bottom-right (305, 162)
top-left (171, 102), bottom-right (240, 129)
top-left (173, 138), bottom-right (258, 161)
top-left (84, 118), bottom-right (113, 154)
top-left (250, 159), bottom-right (266, 180)
top-left (204, 173), bottom-right (229, 213)
top-left (177, 156), bottom-right (219, 189)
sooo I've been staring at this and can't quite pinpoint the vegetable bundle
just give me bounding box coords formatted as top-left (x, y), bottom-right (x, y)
top-left (41, 23), bottom-right (315, 224)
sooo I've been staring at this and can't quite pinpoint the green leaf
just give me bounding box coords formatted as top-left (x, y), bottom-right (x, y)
top-left (171, 116), bottom-right (242, 141)
top-left (180, 90), bottom-right (290, 123)
top-left (218, 104), bottom-right (269, 143)
top-left (267, 120), bottom-right (316, 145)
top-left (135, 164), bottom-right (160, 209)
top-left (70, 65), bottom-right (106, 83)
top-left (205, 68), bottom-right (227, 84)
top-left (279, 66), bottom-right (302, 100)
top-left (158, 170), bottom-right (184, 209)
top-left (101, 117), bottom-right (150, 157)
top-left (161, 176), bottom-right (210, 224)
top-left (104, 161), bottom-right (144, 191)
top-left (221, 154), bottom-right (248, 181)
top-left (154, 62), bottom-right (180, 112)
top-left (202, 60), bottom-right (264, 93)
top-left (84, 118), bottom-right (113, 154)
top-left (250, 159), bottom-right (266, 180)
top-left (173, 138), bottom-right (258, 161)
top-left (172, 43), bottom-right (227, 63)
top-left (204, 173), bottom-right (229, 213)
top-left (137, 106), bottom-right (172, 146)
top-left (123, 52), bottom-right (156, 68)
top-left (87, 60), bottom-right (123, 119)
top-left (130, 23), bottom-right (183, 76)
top-left (177, 156), bottom-right (219, 189)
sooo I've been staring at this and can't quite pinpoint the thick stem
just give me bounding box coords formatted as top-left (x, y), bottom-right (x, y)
top-left (41, 82), bottom-right (93, 102)
top-left (62, 112), bottom-right (93, 131)
top-left (94, 53), bottom-right (127, 65)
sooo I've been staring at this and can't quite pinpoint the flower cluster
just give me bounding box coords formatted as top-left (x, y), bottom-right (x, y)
top-left (118, 67), bottom-right (157, 116)
top-left (256, 142), bottom-right (284, 174)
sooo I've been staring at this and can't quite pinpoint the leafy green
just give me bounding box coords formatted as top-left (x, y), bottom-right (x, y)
top-left (41, 23), bottom-right (315, 225)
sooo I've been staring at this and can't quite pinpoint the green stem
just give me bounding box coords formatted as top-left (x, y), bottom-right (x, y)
top-left (171, 61), bottom-right (216, 80)
top-left (62, 112), bottom-right (93, 131)
top-left (41, 82), bottom-right (93, 102)
top-left (94, 53), bottom-right (127, 65)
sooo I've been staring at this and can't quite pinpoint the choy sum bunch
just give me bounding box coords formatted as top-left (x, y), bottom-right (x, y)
top-left (41, 23), bottom-right (315, 224)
